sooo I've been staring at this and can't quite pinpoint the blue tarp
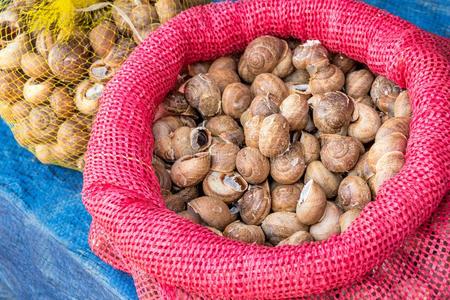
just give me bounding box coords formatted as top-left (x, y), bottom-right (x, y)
top-left (0, 1), bottom-right (447, 299)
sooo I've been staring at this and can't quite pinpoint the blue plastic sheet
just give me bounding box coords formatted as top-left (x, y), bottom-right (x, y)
top-left (0, 1), bottom-right (447, 299)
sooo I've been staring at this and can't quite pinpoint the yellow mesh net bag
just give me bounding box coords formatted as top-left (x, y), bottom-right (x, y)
top-left (0, 0), bottom-right (209, 171)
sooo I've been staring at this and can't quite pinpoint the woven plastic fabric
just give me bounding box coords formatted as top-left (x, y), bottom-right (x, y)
top-left (82, 0), bottom-right (450, 298)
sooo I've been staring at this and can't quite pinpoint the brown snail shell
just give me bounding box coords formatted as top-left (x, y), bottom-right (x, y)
top-left (74, 79), bottom-right (104, 116)
top-left (206, 226), bottom-right (223, 236)
top-left (188, 196), bottom-right (237, 230)
top-left (188, 61), bottom-right (210, 77)
top-left (89, 20), bottom-right (117, 58)
top-left (221, 82), bottom-right (252, 119)
top-left (271, 183), bottom-right (303, 213)
top-left (304, 161), bottom-right (342, 198)
top-left (11, 100), bottom-right (32, 123)
top-left (0, 100), bottom-right (15, 124)
top-left (277, 231), bottom-right (313, 246)
top-left (20, 52), bottom-right (51, 78)
top-left (258, 114), bottom-right (290, 158)
top-left (272, 40), bottom-right (294, 78)
top-left (164, 186), bottom-right (198, 213)
top-left (375, 116), bottom-right (410, 142)
top-left (208, 140), bottom-right (240, 173)
top-left (348, 103), bottom-right (381, 143)
top-left (205, 115), bottom-right (243, 145)
top-left (202, 171), bottom-right (248, 204)
top-left (131, 3), bottom-right (159, 29)
top-left (367, 132), bottom-right (407, 172)
top-left (239, 108), bottom-right (253, 127)
top-left (171, 126), bottom-right (211, 159)
top-left (56, 115), bottom-right (92, 156)
top-left (373, 151), bottom-right (405, 193)
top-left (35, 30), bottom-right (55, 59)
top-left (161, 92), bottom-right (198, 119)
top-left (185, 74), bottom-right (222, 117)
top-left (270, 142), bottom-right (306, 184)
top-left (238, 36), bottom-right (287, 82)
top-left (178, 208), bottom-right (202, 224)
top-left (339, 208), bottom-right (361, 232)
top-left (311, 91), bottom-right (354, 134)
top-left (48, 35), bottom-right (91, 82)
top-left (336, 176), bottom-right (371, 211)
top-left (153, 160), bottom-right (172, 193)
top-left (236, 147), bottom-right (270, 184)
top-left (250, 73), bottom-right (289, 105)
top-left (23, 78), bottom-right (54, 106)
top-left (299, 131), bottom-right (320, 164)
top-left (309, 64), bottom-right (345, 95)
top-left (243, 114), bottom-right (264, 148)
top-left (309, 201), bottom-right (342, 241)
top-left (111, 0), bottom-right (134, 33)
top-left (394, 91), bottom-right (412, 117)
top-left (0, 70), bottom-right (26, 103)
top-left (0, 9), bottom-right (20, 44)
top-left (0, 33), bottom-right (30, 70)
top-left (89, 59), bottom-right (118, 83)
top-left (12, 120), bottom-right (38, 147)
top-left (155, 0), bottom-right (182, 24)
top-left (261, 212), bottom-right (309, 245)
top-left (332, 53), bottom-right (356, 74)
top-left (223, 221), bottom-right (265, 244)
top-left (296, 180), bottom-right (327, 225)
top-left (354, 95), bottom-right (375, 107)
top-left (103, 37), bottom-right (135, 68)
top-left (238, 181), bottom-right (271, 225)
top-left (209, 57), bottom-right (237, 73)
top-left (153, 116), bottom-right (194, 161)
top-left (279, 94), bottom-right (309, 131)
top-left (34, 144), bottom-right (57, 164)
top-left (348, 152), bottom-right (374, 181)
top-left (249, 94), bottom-right (279, 117)
top-left (320, 134), bottom-right (363, 173)
top-left (28, 105), bottom-right (60, 143)
top-left (171, 152), bottom-right (211, 188)
top-left (284, 69), bottom-right (310, 85)
top-left (370, 75), bottom-right (401, 114)
top-left (292, 40), bottom-right (329, 74)
top-left (208, 69), bottom-right (241, 92)
top-left (345, 69), bottom-right (374, 98)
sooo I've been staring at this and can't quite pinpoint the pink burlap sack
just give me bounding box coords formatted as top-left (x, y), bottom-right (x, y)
top-left (82, 0), bottom-right (450, 298)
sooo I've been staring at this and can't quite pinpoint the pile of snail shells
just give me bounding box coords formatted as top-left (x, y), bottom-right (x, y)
top-left (152, 35), bottom-right (412, 246)
top-left (0, 0), bottom-right (203, 170)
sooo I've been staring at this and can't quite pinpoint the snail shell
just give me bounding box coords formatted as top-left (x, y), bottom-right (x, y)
top-left (0, 101), bottom-right (14, 124)
top-left (89, 20), bottom-right (117, 58)
top-left (250, 73), bottom-right (289, 105)
top-left (208, 69), bottom-right (240, 92)
top-left (202, 171), bottom-right (248, 204)
top-left (0, 33), bottom-right (30, 70)
top-left (336, 176), bottom-right (371, 211)
top-left (299, 131), bottom-right (320, 164)
top-left (223, 221), bottom-right (265, 244)
top-left (11, 100), bottom-right (32, 123)
top-left (178, 208), bottom-right (202, 224)
top-left (272, 40), bottom-right (294, 79)
top-left (209, 141), bottom-right (240, 173)
top-left (320, 134), bottom-right (363, 173)
top-left (348, 152), bottom-right (374, 181)
top-left (354, 95), bottom-right (375, 108)
top-left (309, 201), bottom-right (342, 241)
top-left (394, 91), bottom-right (412, 117)
top-left (89, 59), bottom-right (118, 83)
top-left (271, 183), bottom-right (303, 212)
top-left (20, 52), bottom-right (51, 78)
top-left (258, 114), bottom-right (290, 158)
top-left (155, 0), bottom-right (182, 24)
top-left (367, 132), bottom-right (407, 172)
top-left (188, 61), bottom-right (211, 77)
top-left (205, 115), bottom-right (244, 146)
top-left (261, 212), bottom-right (309, 245)
top-left (332, 53), bottom-right (356, 74)
top-left (238, 35), bottom-right (286, 82)
top-left (56, 116), bottom-right (92, 156)
top-left (153, 161), bottom-right (172, 194)
top-left (74, 80), bottom-right (104, 116)
top-left (370, 75), bottom-right (401, 114)
top-left (35, 30), bottom-right (55, 59)
top-left (238, 181), bottom-right (271, 225)
top-left (153, 116), bottom-right (194, 161)
top-left (345, 69), bottom-right (374, 98)
top-left (270, 142), bottom-right (306, 184)
top-left (28, 105), bottom-right (60, 143)
top-left (348, 103), bottom-right (381, 143)
top-left (277, 231), bottom-right (313, 246)
top-left (185, 74), bottom-right (221, 117)
top-left (375, 116), bottom-right (410, 142)
top-left (188, 196), bottom-right (237, 230)
top-left (292, 40), bottom-right (329, 74)
top-left (170, 152), bottom-right (211, 187)
top-left (284, 69), bottom-right (310, 85)
top-left (311, 91), bottom-right (354, 134)
top-left (221, 83), bottom-right (252, 119)
top-left (236, 147), bottom-right (270, 184)
top-left (0, 70), bottom-right (26, 103)
top-left (23, 78), bottom-right (54, 106)
top-left (304, 161), bottom-right (342, 198)
top-left (309, 64), bottom-right (345, 95)
top-left (339, 208), bottom-right (361, 232)
top-left (243, 114), bottom-right (264, 148)
top-left (279, 94), bottom-right (309, 131)
top-left (164, 186), bottom-right (199, 213)
top-left (103, 37), bottom-right (135, 67)
top-left (171, 126), bottom-right (211, 159)
top-left (209, 56), bottom-right (237, 73)
top-left (296, 180), bottom-right (327, 225)
top-left (249, 94), bottom-right (279, 117)
top-left (373, 151), bottom-right (405, 193)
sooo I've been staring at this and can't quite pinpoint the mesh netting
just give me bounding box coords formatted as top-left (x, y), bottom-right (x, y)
top-left (0, 0), bottom-right (210, 171)
top-left (82, 0), bottom-right (449, 298)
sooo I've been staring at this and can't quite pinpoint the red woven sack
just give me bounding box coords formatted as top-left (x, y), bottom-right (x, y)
top-left (82, 0), bottom-right (450, 298)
